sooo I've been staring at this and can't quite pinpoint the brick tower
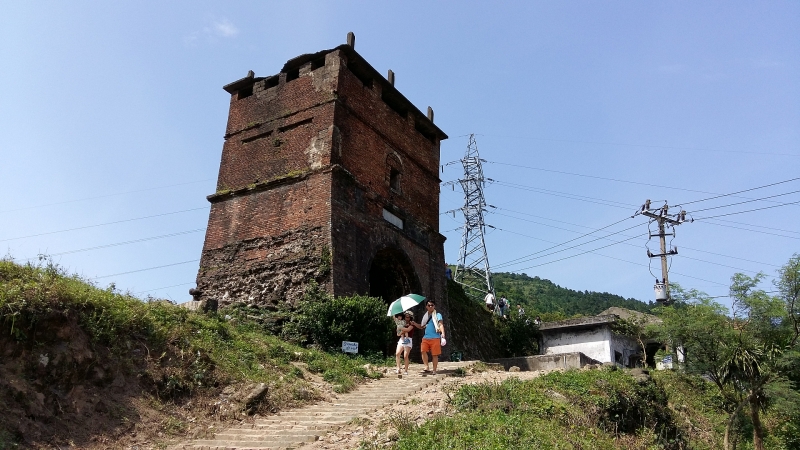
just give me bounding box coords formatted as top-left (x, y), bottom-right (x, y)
top-left (193, 33), bottom-right (448, 311)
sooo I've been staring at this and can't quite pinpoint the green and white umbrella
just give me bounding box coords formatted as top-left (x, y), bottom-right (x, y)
top-left (386, 294), bottom-right (426, 316)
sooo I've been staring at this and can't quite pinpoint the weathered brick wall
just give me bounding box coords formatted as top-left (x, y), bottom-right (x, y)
top-left (217, 52), bottom-right (341, 192)
top-left (197, 172), bottom-right (333, 306)
top-left (333, 58), bottom-right (441, 228)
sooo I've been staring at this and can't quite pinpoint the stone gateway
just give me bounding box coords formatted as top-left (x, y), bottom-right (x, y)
top-left (192, 34), bottom-right (448, 312)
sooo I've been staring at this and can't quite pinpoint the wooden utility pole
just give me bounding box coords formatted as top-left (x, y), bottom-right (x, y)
top-left (639, 200), bottom-right (687, 304)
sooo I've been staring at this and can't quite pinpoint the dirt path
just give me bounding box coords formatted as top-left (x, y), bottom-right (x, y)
top-left (297, 363), bottom-right (543, 450)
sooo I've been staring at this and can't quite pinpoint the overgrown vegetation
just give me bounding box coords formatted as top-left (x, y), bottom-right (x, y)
top-left (492, 271), bottom-right (654, 319)
top-left (655, 255), bottom-right (800, 450)
top-left (0, 259), bottom-right (388, 447)
top-left (394, 367), bottom-right (683, 449)
top-left (0, 259), bottom-right (382, 393)
top-left (447, 280), bottom-right (539, 359)
top-left (281, 282), bottom-right (393, 356)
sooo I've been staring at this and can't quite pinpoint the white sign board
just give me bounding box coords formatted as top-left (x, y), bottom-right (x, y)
top-left (341, 341), bottom-right (359, 354)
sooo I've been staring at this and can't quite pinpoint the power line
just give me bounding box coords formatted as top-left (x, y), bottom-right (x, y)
top-left (485, 160), bottom-right (722, 196)
top-left (493, 215), bottom-right (635, 268)
top-left (0, 178), bottom-right (214, 214)
top-left (585, 253), bottom-right (729, 287)
top-left (704, 219), bottom-right (800, 236)
top-left (490, 226), bottom-right (731, 288)
top-left (493, 206), bottom-right (619, 230)
top-left (94, 259), bottom-right (200, 280)
top-left (487, 206), bottom-right (768, 274)
top-left (488, 180), bottom-right (634, 209)
top-left (511, 235), bottom-right (657, 272)
top-left (490, 206), bottom-right (781, 267)
top-left (697, 220), bottom-right (800, 241)
top-left (471, 133), bottom-right (800, 158)
top-left (694, 199), bottom-right (800, 220)
top-left (485, 160), bottom-right (800, 208)
top-left (0, 206), bottom-right (210, 242)
top-left (679, 247), bottom-right (779, 269)
top-left (678, 255), bottom-right (761, 275)
top-left (494, 221), bottom-right (643, 269)
top-left (688, 190), bottom-right (800, 213)
top-left (706, 290), bottom-right (781, 300)
top-left (491, 211), bottom-right (595, 236)
top-left (134, 282), bottom-right (196, 295)
top-left (676, 177), bottom-right (800, 206)
top-left (22, 228), bottom-right (206, 261)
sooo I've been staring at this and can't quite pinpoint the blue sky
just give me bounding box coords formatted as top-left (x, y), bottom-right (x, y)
top-left (1, 1), bottom-right (798, 308)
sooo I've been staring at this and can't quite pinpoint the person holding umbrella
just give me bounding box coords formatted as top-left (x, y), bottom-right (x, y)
top-left (411, 299), bottom-right (446, 375)
top-left (387, 294), bottom-right (427, 374)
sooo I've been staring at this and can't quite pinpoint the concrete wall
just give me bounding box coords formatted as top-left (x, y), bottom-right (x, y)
top-left (541, 326), bottom-right (613, 363)
top-left (492, 352), bottom-right (600, 371)
top-left (610, 332), bottom-right (641, 367)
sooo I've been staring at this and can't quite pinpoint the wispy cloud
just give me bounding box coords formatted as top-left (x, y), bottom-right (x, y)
top-left (184, 17), bottom-right (240, 45)
top-left (211, 19), bottom-right (239, 38)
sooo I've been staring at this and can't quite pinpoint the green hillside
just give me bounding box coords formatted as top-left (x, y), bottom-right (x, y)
top-left (492, 272), bottom-right (654, 319)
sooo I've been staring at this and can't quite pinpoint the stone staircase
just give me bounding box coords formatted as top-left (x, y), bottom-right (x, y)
top-left (174, 361), bottom-right (472, 450)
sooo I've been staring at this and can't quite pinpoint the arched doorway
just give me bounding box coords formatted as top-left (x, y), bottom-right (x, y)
top-left (368, 246), bottom-right (421, 304)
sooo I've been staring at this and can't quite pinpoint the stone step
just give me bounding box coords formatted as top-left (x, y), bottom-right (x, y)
top-left (226, 424), bottom-right (340, 432)
top-left (252, 418), bottom-right (346, 426)
top-left (177, 441), bottom-right (290, 450)
top-left (187, 435), bottom-right (316, 446)
top-left (270, 414), bottom-right (356, 422)
top-left (277, 406), bottom-right (367, 413)
top-left (172, 362), bottom-right (476, 450)
top-left (218, 425), bottom-right (338, 434)
top-left (176, 443), bottom-right (292, 450)
top-left (213, 430), bottom-right (324, 441)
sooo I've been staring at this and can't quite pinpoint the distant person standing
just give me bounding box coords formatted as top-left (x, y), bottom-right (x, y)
top-left (484, 291), bottom-right (495, 312)
top-left (445, 264), bottom-right (452, 280)
top-left (498, 296), bottom-right (509, 318)
top-left (516, 304), bottom-right (525, 316)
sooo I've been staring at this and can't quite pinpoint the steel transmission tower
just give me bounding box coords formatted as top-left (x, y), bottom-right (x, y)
top-left (453, 134), bottom-right (494, 301)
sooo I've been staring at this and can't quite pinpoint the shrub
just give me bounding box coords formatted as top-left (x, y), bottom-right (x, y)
top-left (494, 313), bottom-right (539, 357)
top-left (396, 368), bottom-right (684, 449)
top-left (292, 284), bottom-right (393, 354)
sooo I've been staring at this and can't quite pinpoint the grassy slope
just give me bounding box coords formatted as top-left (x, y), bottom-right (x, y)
top-left (393, 368), bottom-right (731, 450)
top-left (0, 260), bottom-right (385, 448)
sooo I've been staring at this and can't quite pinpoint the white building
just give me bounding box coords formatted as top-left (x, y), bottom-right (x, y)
top-left (538, 308), bottom-right (662, 368)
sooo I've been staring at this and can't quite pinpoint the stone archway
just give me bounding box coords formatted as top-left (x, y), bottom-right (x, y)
top-left (368, 246), bottom-right (421, 304)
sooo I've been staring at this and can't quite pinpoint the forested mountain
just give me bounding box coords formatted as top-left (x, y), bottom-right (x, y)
top-left (491, 272), bottom-right (654, 319)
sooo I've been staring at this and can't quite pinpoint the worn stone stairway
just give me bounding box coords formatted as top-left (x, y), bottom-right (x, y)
top-left (174, 361), bottom-right (472, 450)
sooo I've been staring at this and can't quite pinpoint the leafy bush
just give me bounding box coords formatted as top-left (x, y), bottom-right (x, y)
top-left (494, 313), bottom-right (539, 357)
top-left (395, 368), bottom-right (684, 449)
top-left (291, 283), bottom-right (393, 354)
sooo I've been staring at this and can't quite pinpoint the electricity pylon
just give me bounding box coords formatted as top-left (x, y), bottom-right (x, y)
top-left (453, 134), bottom-right (494, 302)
